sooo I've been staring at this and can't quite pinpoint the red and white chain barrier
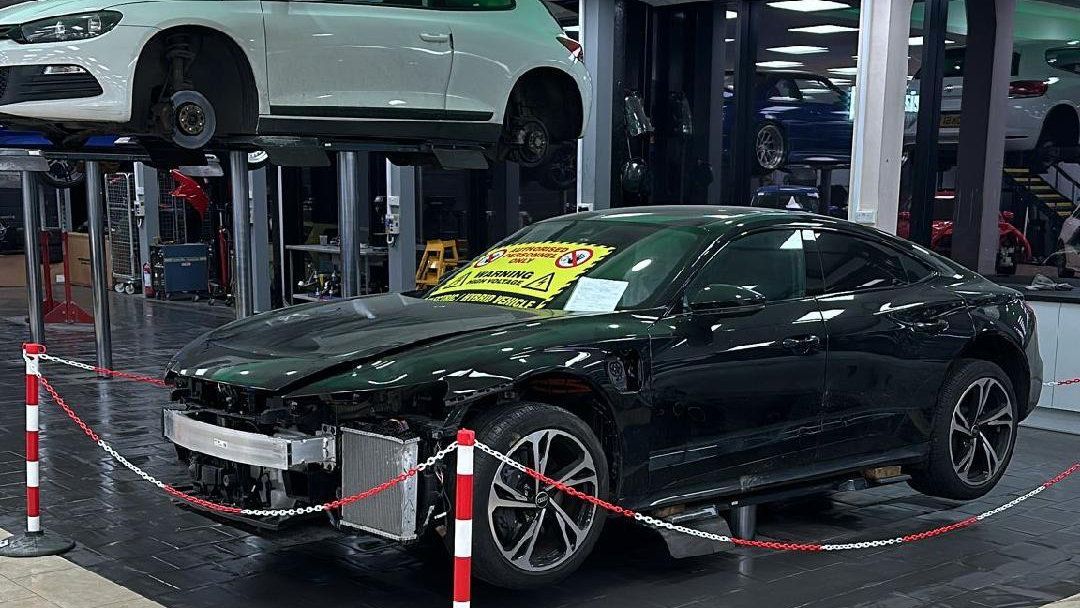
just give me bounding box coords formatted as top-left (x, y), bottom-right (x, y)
top-left (15, 345), bottom-right (1080, 605)
top-left (1046, 377), bottom-right (1080, 387)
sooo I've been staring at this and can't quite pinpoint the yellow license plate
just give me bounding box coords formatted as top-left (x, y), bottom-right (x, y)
top-left (940, 114), bottom-right (961, 128)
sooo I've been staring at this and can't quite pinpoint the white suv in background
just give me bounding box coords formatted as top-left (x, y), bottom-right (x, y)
top-left (906, 41), bottom-right (1080, 157)
top-left (0, 0), bottom-right (591, 166)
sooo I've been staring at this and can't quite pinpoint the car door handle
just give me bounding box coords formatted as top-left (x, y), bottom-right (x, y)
top-left (912, 320), bottom-right (948, 334)
top-left (782, 335), bottom-right (821, 352)
top-left (420, 33), bottom-right (450, 43)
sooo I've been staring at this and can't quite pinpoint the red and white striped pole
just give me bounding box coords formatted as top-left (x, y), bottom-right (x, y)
top-left (25, 342), bottom-right (42, 534)
top-left (0, 344), bottom-right (73, 557)
top-left (453, 429), bottom-right (475, 608)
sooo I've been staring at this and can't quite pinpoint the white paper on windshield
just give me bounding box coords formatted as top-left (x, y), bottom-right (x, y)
top-left (564, 278), bottom-right (629, 312)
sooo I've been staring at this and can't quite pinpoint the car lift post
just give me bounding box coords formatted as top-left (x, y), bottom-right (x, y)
top-left (730, 504), bottom-right (757, 540)
top-left (338, 151), bottom-right (360, 297)
top-left (229, 151), bottom-right (253, 318)
top-left (85, 160), bottom-right (114, 374)
top-left (248, 165), bottom-right (271, 313)
top-left (21, 171), bottom-right (45, 343)
top-left (386, 162), bottom-right (419, 293)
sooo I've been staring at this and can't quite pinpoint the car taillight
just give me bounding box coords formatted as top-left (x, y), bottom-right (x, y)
top-left (1009, 80), bottom-right (1048, 98)
top-left (558, 35), bottom-right (583, 62)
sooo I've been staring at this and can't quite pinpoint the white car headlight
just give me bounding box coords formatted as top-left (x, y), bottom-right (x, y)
top-left (13, 11), bottom-right (122, 44)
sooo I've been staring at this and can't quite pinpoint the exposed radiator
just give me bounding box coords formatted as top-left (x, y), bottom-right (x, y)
top-left (340, 428), bottom-right (420, 541)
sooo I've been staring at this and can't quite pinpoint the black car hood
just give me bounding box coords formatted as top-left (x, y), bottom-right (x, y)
top-left (168, 294), bottom-right (555, 391)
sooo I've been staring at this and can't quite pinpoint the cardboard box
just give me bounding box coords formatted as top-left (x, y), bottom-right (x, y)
top-left (67, 233), bottom-right (111, 288)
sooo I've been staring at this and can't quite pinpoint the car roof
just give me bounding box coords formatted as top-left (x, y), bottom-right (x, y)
top-left (549, 205), bottom-right (822, 232)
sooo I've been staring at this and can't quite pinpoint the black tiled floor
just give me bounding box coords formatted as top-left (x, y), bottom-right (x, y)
top-left (1, 288), bottom-right (1079, 608)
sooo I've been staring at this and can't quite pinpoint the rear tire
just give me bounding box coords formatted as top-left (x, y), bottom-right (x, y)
top-left (909, 359), bottom-right (1018, 501)
top-left (451, 402), bottom-right (609, 589)
top-left (754, 122), bottom-right (787, 174)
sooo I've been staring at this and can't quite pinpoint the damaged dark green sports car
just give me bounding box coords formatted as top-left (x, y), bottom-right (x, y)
top-left (164, 206), bottom-right (1041, 588)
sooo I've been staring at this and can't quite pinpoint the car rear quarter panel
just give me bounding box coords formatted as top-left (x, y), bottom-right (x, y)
top-left (441, 0), bottom-right (588, 128)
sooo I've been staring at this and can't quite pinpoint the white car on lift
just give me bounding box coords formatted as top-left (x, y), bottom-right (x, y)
top-left (0, 0), bottom-right (591, 166)
top-left (906, 41), bottom-right (1080, 157)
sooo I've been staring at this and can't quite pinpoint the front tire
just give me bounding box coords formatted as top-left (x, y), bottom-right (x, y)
top-left (909, 360), bottom-right (1018, 501)
top-left (460, 402), bottom-right (609, 589)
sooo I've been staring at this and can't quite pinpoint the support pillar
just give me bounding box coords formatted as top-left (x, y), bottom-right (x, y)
top-left (21, 172), bottom-right (44, 343)
top-left (249, 166), bottom-right (271, 313)
top-left (730, 0), bottom-right (761, 207)
top-left (489, 163), bottom-right (521, 241)
top-left (229, 151), bottom-right (253, 318)
top-left (133, 163), bottom-right (160, 279)
top-left (577, 0), bottom-right (616, 211)
top-left (706, 2), bottom-right (730, 205)
top-left (85, 161), bottom-right (112, 372)
top-left (953, 0), bottom-right (1015, 274)
top-left (386, 162), bottom-right (419, 293)
top-left (338, 152), bottom-right (361, 297)
top-left (848, 0), bottom-right (914, 233)
top-left (909, 0), bottom-right (949, 246)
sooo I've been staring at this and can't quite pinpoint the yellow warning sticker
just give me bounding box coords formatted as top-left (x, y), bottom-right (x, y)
top-left (427, 241), bottom-right (615, 309)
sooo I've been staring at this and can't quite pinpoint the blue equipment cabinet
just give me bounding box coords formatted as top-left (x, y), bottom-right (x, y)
top-left (151, 243), bottom-right (209, 299)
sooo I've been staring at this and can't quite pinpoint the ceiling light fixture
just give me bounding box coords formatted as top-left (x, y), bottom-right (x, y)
top-left (789, 24), bottom-right (859, 34)
top-left (768, 1), bottom-right (849, 12)
top-left (758, 60), bottom-right (805, 69)
top-left (828, 67), bottom-right (859, 75)
top-left (768, 45), bottom-right (829, 54)
top-left (727, 10), bottom-right (737, 18)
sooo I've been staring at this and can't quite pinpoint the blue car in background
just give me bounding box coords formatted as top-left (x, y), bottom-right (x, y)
top-left (724, 71), bottom-right (853, 174)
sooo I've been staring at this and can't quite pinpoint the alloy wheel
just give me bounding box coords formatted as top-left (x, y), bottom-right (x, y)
top-left (755, 124), bottom-right (785, 171)
top-left (949, 377), bottom-right (1015, 486)
top-left (487, 429), bottom-right (599, 572)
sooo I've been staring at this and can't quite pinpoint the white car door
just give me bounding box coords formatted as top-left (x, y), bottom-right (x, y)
top-left (261, 0), bottom-right (452, 118)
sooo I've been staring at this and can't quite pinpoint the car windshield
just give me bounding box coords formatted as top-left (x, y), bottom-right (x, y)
top-left (424, 217), bottom-right (709, 311)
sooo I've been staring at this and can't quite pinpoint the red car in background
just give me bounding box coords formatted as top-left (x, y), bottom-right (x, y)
top-left (898, 192), bottom-right (1032, 275)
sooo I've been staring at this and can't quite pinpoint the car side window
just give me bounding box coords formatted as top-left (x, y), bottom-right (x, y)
top-left (1047, 47), bottom-right (1080, 75)
top-left (433, 0), bottom-right (514, 8)
top-left (689, 230), bottom-right (813, 303)
top-left (345, 0), bottom-right (428, 6)
top-left (814, 231), bottom-right (919, 293)
top-left (793, 78), bottom-right (844, 105)
top-left (767, 78), bottom-right (800, 102)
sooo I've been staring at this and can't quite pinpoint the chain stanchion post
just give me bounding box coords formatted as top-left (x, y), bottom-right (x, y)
top-left (453, 429), bottom-right (474, 608)
top-left (0, 344), bottom-right (74, 557)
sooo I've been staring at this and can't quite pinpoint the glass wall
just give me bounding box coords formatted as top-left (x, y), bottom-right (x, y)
top-left (901, 0), bottom-right (1080, 277)
top-left (604, 0), bottom-right (864, 213)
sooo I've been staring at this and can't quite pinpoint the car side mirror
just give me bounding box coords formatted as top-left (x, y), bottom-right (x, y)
top-left (686, 284), bottom-right (766, 315)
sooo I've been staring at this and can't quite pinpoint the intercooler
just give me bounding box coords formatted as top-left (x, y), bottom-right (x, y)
top-left (339, 428), bottom-right (420, 541)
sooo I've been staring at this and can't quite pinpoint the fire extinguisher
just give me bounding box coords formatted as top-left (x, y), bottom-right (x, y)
top-left (143, 262), bottom-right (154, 297)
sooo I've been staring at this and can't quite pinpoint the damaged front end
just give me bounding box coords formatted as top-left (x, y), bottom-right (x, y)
top-left (164, 376), bottom-right (460, 541)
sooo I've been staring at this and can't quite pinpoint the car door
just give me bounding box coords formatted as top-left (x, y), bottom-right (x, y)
top-left (761, 76), bottom-right (814, 155)
top-left (261, 0), bottom-right (452, 115)
top-left (790, 76), bottom-right (852, 159)
top-left (646, 228), bottom-right (827, 497)
top-left (811, 229), bottom-right (974, 464)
